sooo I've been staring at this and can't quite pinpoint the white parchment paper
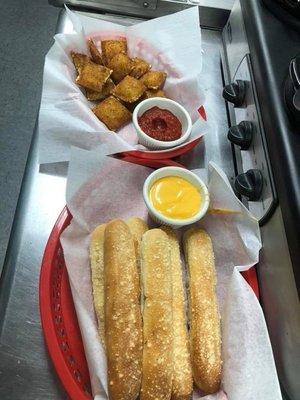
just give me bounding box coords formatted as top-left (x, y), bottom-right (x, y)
top-left (60, 146), bottom-right (282, 400)
top-left (38, 7), bottom-right (207, 164)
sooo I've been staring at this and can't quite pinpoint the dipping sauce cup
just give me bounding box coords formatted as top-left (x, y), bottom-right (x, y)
top-left (133, 98), bottom-right (192, 150)
top-left (143, 167), bottom-right (210, 228)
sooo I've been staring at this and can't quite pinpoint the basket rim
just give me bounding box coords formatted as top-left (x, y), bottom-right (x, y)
top-left (119, 136), bottom-right (202, 160)
top-left (39, 206), bottom-right (91, 400)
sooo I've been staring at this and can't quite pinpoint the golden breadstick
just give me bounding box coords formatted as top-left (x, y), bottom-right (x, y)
top-left (161, 227), bottom-right (193, 400)
top-left (184, 227), bottom-right (221, 394)
top-left (104, 220), bottom-right (142, 400)
top-left (126, 217), bottom-right (148, 262)
top-left (90, 224), bottom-right (106, 346)
top-left (140, 229), bottom-right (173, 400)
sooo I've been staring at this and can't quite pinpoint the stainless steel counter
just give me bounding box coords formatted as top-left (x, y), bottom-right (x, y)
top-left (0, 7), bottom-right (232, 399)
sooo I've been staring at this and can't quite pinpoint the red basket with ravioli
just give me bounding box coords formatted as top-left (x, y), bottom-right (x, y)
top-left (71, 36), bottom-right (206, 160)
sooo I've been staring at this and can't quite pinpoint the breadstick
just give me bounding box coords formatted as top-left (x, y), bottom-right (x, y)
top-left (161, 227), bottom-right (193, 400)
top-left (140, 229), bottom-right (173, 400)
top-left (184, 227), bottom-right (221, 394)
top-left (104, 220), bottom-right (142, 400)
top-left (90, 223), bottom-right (106, 346)
top-left (126, 217), bottom-right (148, 261)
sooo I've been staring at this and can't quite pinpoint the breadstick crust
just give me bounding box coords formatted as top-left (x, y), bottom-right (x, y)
top-left (126, 217), bottom-right (148, 261)
top-left (140, 229), bottom-right (173, 400)
top-left (184, 228), bottom-right (221, 395)
top-left (90, 224), bottom-right (106, 346)
top-left (90, 219), bottom-right (147, 368)
top-left (104, 220), bottom-right (142, 400)
top-left (161, 227), bottom-right (193, 400)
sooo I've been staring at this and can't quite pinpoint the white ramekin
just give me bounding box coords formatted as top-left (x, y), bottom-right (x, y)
top-left (143, 167), bottom-right (210, 228)
top-left (132, 97), bottom-right (192, 150)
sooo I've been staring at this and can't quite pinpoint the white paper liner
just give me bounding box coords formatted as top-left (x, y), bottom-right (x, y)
top-left (38, 7), bottom-right (208, 164)
top-left (60, 147), bottom-right (282, 400)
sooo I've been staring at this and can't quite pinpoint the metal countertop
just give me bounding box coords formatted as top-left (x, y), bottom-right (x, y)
top-left (0, 7), bottom-right (232, 399)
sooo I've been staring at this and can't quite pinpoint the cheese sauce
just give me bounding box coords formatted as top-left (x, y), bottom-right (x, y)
top-left (149, 176), bottom-right (201, 219)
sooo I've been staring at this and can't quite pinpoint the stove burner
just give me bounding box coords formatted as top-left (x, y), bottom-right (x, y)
top-left (277, 0), bottom-right (300, 17)
top-left (262, 0), bottom-right (300, 32)
top-left (285, 55), bottom-right (300, 125)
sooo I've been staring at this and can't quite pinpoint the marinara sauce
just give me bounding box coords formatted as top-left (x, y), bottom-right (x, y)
top-left (138, 106), bottom-right (182, 141)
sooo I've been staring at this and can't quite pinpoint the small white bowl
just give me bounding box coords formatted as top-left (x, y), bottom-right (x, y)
top-left (132, 98), bottom-right (192, 150)
top-left (143, 167), bottom-right (210, 228)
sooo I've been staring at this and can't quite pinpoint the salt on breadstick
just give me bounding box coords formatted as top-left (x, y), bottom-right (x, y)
top-left (184, 227), bottom-right (221, 394)
top-left (90, 223), bottom-right (106, 346)
top-left (161, 226), bottom-right (193, 400)
top-left (140, 229), bottom-right (173, 400)
top-left (90, 218), bottom-right (147, 349)
top-left (126, 217), bottom-right (148, 261)
top-left (104, 220), bottom-right (142, 400)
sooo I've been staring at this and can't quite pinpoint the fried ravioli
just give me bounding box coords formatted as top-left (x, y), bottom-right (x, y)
top-left (108, 53), bottom-right (133, 83)
top-left (101, 39), bottom-right (127, 65)
top-left (88, 39), bottom-right (103, 65)
top-left (92, 96), bottom-right (132, 131)
top-left (76, 62), bottom-right (112, 92)
top-left (112, 75), bottom-right (146, 103)
top-left (130, 57), bottom-right (151, 79)
top-left (85, 79), bottom-right (115, 101)
top-left (140, 71), bottom-right (167, 90)
top-left (71, 52), bottom-right (90, 74)
top-left (144, 89), bottom-right (166, 99)
top-left (72, 37), bottom-right (170, 131)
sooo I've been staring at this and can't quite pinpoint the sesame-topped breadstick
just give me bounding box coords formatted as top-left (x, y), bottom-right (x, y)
top-left (161, 226), bottom-right (193, 400)
top-left (184, 228), bottom-right (221, 395)
top-left (140, 229), bottom-right (173, 400)
top-left (104, 220), bottom-right (142, 400)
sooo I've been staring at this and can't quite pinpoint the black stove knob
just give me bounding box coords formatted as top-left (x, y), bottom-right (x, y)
top-left (222, 80), bottom-right (246, 107)
top-left (285, 55), bottom-right (300, 125)
top-left (234, 169), bottom-right (263, 201)
top-left (228, 121), bottom-right (253, 150)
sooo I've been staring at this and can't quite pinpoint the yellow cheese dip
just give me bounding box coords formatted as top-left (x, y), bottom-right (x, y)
top-left (149, 176), bottom-right (201, 219)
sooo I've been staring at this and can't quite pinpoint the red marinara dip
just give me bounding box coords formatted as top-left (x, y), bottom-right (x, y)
top-left (138, 106), bottom-right (182, 141)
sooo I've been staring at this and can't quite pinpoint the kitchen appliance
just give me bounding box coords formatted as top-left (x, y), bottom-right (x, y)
top-left (0, 1), bottom-right (299, 399)
top-left (222, 1), bottom-right (300, 399)
top-left (262, 0), bottom-right (300, 31)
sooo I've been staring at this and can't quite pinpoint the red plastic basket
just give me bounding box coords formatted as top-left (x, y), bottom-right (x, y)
top-left (120, 137), bottom-right (202, 160)
top-left (39, 207), bottom-right (92, 400)
top-left (39, 164), bottom-right (259, 400)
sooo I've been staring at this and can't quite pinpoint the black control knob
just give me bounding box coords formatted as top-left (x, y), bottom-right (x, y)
top-left (228, 121), bottom-right (253, 150)
top-left (222, 80), bottom-right (246, 107)
top-left (234, 169), bottom-right (263, 201)
top-left (284, 54), bottom-right (300, 125)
